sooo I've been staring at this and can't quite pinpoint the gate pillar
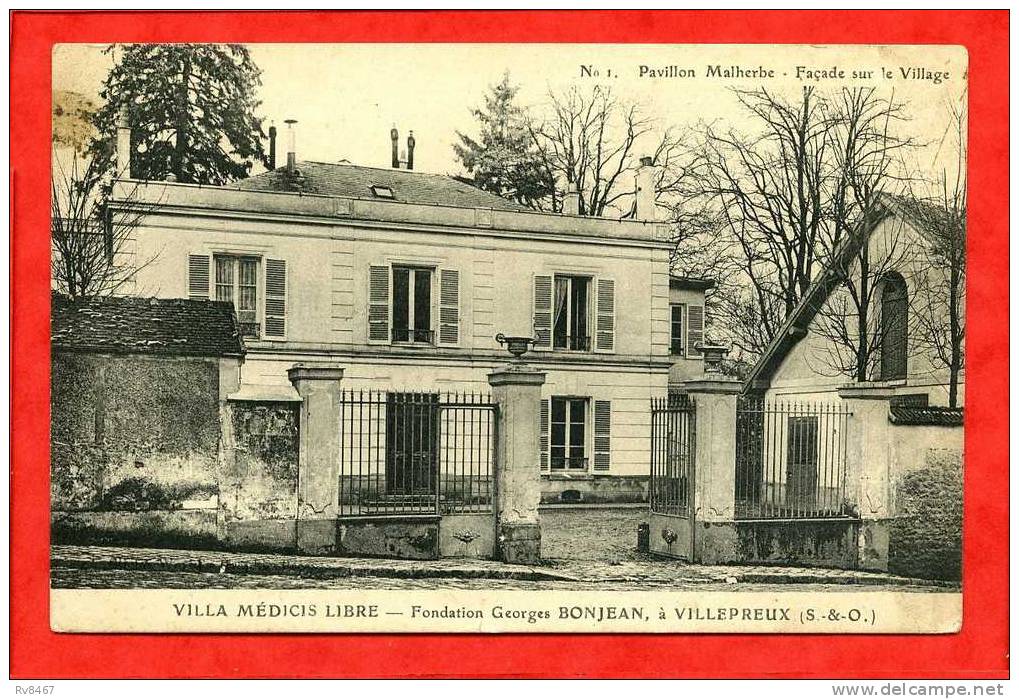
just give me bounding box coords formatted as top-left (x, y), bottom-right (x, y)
top-left (838, 382), bottom-right (897, 572)
top-left (488, 364), bottom-right (546, 565)
top-left (684, 378), bottom-right (742, 563)
top-left (288, 363), bottom-right (344, 555)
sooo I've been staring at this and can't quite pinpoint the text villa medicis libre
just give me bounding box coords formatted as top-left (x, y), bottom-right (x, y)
top-left (579, 63), bottom-right (954, 84)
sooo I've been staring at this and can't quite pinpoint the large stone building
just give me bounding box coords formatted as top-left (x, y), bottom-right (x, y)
top-left (109, 125), bottom-right (710, 517)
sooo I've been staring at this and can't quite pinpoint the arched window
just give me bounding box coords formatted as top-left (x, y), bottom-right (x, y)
top-left (880, 273), bottom-right (908, 380)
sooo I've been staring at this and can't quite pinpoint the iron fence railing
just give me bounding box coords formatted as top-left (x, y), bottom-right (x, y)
top-left (735, 397), bottom-right (852, 520)
top-left (650, 394), bottom-right (696, 517)
top-left (337, 389), bottom-right (496, 517)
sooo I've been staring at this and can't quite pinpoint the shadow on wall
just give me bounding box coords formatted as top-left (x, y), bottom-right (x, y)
top-left (888, 449), bottom-right (963, 581)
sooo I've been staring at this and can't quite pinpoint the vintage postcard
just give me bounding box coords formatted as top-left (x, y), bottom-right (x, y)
top-left (48, 41), bottom-right (966, 634)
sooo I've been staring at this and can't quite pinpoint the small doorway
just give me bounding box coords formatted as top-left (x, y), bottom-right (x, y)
top-left (785, 416), bottom-right (819, 512)
top-left (385, 392), bottom-right (439, 495)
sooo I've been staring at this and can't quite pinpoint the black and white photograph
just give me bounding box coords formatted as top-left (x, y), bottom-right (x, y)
top-left (48, 42), bottom-right (966, 633)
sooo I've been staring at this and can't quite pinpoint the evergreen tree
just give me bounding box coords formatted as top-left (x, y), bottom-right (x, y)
top-left (454, 72), bottom-right (552, 209)
top-left (89, 44), bottom-right (266, 185)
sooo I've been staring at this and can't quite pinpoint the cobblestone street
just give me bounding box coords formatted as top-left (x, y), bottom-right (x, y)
top-left (49, 565), bottom-right (954, 592)
top-left (51, 522), bottom-right (958, 592)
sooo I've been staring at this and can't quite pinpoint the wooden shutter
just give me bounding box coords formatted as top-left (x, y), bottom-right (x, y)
top-left (595, 278), bottom-right (616, 352)
top-left (533, 275), bottom-right (553, 349)
top-left (438, 269), bottom-right (460, 346)
top-left (539, 398), bottom-right (550, 471)
top-left (264, 258), bottom-right (287, 338)
top-left (188, 254), bottom-right (210, 299)
top-left (687, 304), bottom-right (704, 357)
top-left (880, 277), bottom-right (908, 380)
top-left (593, 400), bottom-right (611, 471)
top-left (368, 265), bottom-right (390, 343)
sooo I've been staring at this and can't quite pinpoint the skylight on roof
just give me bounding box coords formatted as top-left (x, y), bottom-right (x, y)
top-left (370, 185), bottom-right (395, 199)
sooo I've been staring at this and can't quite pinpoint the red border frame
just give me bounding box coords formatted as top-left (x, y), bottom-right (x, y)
top-left (10, 10), bottom-right (1009, 679)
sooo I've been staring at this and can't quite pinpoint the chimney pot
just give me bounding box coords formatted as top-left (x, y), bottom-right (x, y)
top-left (268, 122), bottom-right (277, 171)
top-left (407, 130), bottom-right (415, 170)
top-left (391, 125), bottom-right (400, 168)
top-left (284, 119), bottom-right (298, 173)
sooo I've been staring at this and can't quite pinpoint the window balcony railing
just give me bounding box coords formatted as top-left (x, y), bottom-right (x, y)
top-left (550, 455), bottom-right (589, 471)
top-left (552, 335), bottom-right (591, 352)
top-left (392, 327), bottom-right (435, 344)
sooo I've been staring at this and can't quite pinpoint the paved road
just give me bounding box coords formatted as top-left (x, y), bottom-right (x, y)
top-left (51, 565), bottom-right (955, 593)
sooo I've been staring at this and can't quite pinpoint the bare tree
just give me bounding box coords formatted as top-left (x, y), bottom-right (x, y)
top-left (909, 100), bottom-right (967, 406)
top-left (51, 151), bottom-right (160, 298)
top-left (527, 85), bottom-right (687, 217)
top-left (689, 86), bottom-right (919, 375)
top-left (809, 88), bottom-right (917, 381)
top-left (696, 86), bottom-right (833, 357)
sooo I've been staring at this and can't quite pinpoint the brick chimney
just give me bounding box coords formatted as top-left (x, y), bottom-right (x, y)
top-left (563, 182), bottom-right (580, 215)
top-left (116, 107), bottom-right (132, 178)
top-left (634, 156), bottom-right (658, 221)
top-left (407, 130), bottom-right (415, 170)
top-left (391, 126), bottom-right (400, 168)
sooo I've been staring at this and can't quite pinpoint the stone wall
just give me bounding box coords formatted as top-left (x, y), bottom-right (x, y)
top-left (887, 447), bottom-right (963, 581)
top-left (51, 352), bottom-right (221, 516)
top-left (222, 402), bottom-right (299, 521)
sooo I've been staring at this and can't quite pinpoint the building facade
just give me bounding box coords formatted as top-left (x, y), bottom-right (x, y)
top-left (113, 154), bottom-right (689, 506)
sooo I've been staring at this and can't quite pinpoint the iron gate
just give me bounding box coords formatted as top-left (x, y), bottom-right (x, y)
top-left (649, 394), bottom-right (697, 559)
top-left (735, 397), bottom-right (852, 519)
top-left (337, 390), bottom-right (497, 517)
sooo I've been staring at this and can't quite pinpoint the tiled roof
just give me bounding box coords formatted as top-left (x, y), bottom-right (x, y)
top-left (235, 161), bottom-right (527, 212)
top-left (52, 294), bottom-right (244, 358)
top-left (888, 405), bottom-right (964, 427)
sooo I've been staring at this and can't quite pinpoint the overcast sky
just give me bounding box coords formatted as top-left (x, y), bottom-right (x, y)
top-left (53, 43), bottom-right (967, 178)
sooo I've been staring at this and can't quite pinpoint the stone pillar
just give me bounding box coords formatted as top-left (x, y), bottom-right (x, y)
top-left (288, 363), bottom-right (344, 555)
top-left (488, 364), bottom-right (546, 565)
top-left (838, 383), bottom-right (896, 571)
top-left (684, 378), bottom-right (742, 563)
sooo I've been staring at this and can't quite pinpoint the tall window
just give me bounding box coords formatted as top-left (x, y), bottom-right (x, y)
top-left (392, 266), bottom-right (433, 343)
top-left (551, 397), bottom-right (587, 470)
top-left (880, 273), bottom-right (908, 380)
top-left (670, 304), bottom-right (686, 355)
top-left (553, 275), bottom-right (590, 351)
top-left (215, 255), bottom-right (259, 338)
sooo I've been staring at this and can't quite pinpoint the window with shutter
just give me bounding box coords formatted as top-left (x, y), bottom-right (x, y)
top-left (392, 266), bottom-right (433, 344)
top-left (670, 304), bottom-right (686, 355)
top-left (550, 397), bottom-right (587, 470)
top-left (264, 258), bottom-right (287, 338)
top-left (368, 265), bottom-right (390, 343)
top-left (533, 275), bottom-right (553, 349)
top-left (188, 254), bottom-right (210, 300)
top-left (687, 304), bottom-right (704, 357)
top-left (438, 269), bottom-right (460, 346)
top-left (539, 398), bottom-right (550, 471)
top-left (595, 278), bottom-right (615, 352)
top-left (593, 400), bottom-right (611, 471)
top-left (215, 254), bottom-right (261, 338)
